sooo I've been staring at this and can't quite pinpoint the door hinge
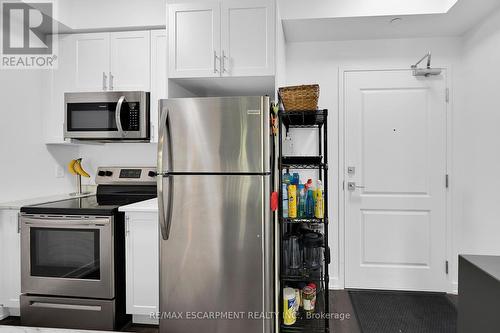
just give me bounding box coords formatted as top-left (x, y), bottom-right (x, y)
top-left (446, 260), bottom-right (449, 274)
top-left (445, 88), bottom-right (450, 103)
top-left (445, 174), bottom-right (449, 188)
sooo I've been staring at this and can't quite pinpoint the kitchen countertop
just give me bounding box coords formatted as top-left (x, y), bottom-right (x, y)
top-left (0, 193), bottom-right (93, 210)
top-left (0, 326), bottom-right (114, 333)
top-left (119, 198), bottom-right (158, 212)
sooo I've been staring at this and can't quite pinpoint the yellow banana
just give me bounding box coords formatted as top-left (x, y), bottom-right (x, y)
top-left (68, 159), bottom-right (78, 175)
top-left (73, 159), bottom-right (91, 178)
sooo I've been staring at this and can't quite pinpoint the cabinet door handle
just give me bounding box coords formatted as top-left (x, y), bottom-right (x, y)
top-left (222, 51), bottom-right (228, 73)
top-left (102, 72), bottom-right (107, 90)
top-left (213, 51), bottom-right (219, 74)
top-left (109, 72), bottom-right (114, 90)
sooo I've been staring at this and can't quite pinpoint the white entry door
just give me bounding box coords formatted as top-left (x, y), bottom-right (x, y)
top-left (344, 69), bottom-right (448, 292)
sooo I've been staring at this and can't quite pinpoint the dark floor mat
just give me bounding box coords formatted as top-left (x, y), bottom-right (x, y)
top-left (349, 290), bottom-right (457, 333)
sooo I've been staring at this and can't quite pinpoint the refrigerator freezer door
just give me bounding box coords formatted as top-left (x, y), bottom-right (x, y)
top-left (159, 175), bottom-right (273, 333)
top-left (158, 96), bottom-right (270, 174)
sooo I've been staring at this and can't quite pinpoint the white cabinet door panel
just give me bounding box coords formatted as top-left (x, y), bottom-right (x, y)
top-left (221, 0), bottom-right (275, 76)
top-left (125, 212), bottom-right (159, 322)
top-left (168, 2), bottom-right (221, 78)
top-left (110, 31), bottom-right (151, 91)
top-left (75, 33), bottom-right (109, 91)
top-left (0, 210), bottom-right (21, 311)
top-left (150, 30), bottom-right (168, 143)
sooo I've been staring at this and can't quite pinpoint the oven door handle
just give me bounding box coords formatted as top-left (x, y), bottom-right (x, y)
top-left (21, 216), bottom-right (111, 227)
top-left (115, 95), bottom-right (127, 137)
top-left (23, 221), bottom-right (106, 228)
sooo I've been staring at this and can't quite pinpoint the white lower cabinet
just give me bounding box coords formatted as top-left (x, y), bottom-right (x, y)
top-left (125, 211), bottom-right (159, 324)
top-left (0, 209), bottom-right (21, 319)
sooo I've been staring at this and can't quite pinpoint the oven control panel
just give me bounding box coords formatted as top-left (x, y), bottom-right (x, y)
top-left (95, 167), bottom-right (157, 185)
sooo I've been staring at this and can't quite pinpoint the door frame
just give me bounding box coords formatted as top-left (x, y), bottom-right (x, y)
top-left (336, 65), bottom-right (455, 293)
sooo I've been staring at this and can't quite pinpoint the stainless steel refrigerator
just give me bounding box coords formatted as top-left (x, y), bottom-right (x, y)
top-left (157, 96), bottom-right (274, 333)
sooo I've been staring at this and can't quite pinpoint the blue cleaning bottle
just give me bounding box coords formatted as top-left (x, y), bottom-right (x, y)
top-left (306, 189), bottom-right (315, 218)
top-left (298, 184), bottom-right (306, 218)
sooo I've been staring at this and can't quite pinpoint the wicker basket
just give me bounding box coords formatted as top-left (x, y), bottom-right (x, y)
top-left (279, 85), bottom-right (319, 111)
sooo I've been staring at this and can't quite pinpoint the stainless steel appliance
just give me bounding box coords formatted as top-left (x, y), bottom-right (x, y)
top-left (157, 96), bottom-right (274, 333)
top-left (19, 167), bottom-right (157, 330)
top-left (64, 91), bottom-right (150, 141)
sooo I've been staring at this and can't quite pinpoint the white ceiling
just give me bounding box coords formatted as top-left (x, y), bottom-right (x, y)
top-left (280, 0), bottom-right (458, 20)
top-left (282, 0), bottom-right (500, 42)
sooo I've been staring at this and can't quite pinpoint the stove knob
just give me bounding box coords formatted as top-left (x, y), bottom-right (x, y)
top-left (148, 171), bottom-right (157, 177)
top-left (98, 171), bottom-right (106, 177)
top-left (105, 171), bottom-right (113, 177)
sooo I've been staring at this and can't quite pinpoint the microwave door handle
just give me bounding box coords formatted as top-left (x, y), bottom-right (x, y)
top-left (115, 96), bottom-right (126, 136)
top-left (157, 108), bottom-right (173, 240)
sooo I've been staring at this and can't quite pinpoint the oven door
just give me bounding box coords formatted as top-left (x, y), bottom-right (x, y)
top-left (20, 215), bottom-right (114, 299)
top-left (64, 91), bottom-right (149, 140)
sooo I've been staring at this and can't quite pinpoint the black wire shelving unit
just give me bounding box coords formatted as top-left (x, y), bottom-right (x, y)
top-left (278, 108), bottom-right (330, 333)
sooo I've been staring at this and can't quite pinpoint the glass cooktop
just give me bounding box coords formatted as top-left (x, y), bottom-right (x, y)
top-left (20, 194), bottom-right (156, 216)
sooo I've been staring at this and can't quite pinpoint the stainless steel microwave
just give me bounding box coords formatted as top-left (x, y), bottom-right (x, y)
top-left (64, 91), bottom-right (150, 141)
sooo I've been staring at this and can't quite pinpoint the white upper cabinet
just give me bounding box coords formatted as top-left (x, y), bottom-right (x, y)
top-left (221, 0), bottom-right (275, 76)
top-left (168, 0), bottom-right (275, 78)
top-left (75, 33), bottom-right (110, 91)
top-left (110, 31), bottom-right (151, 91)
top-left (73, 31), bottom-right (151, 92)
top-left (150, 29), bottom-right (168, 143)
top-left (168, 2), bottom-right (221, 78)
top-left (46, 31), bottom-right (155, 144)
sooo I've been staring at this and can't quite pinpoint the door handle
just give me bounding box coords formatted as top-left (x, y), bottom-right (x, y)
top-left (213, 51), bottom-right (219, 74)
top-left (157, 108), bottom-right (173, 240)
top-left (115, 96), bottom-right (126, 136)
top-left (347, 182), bottom-right (365, 191)
top-left (102, 72), bottom-right (107, 90)
top-left (222, 50), bottom-right (228, 73)
top-left (109, 72), bottom-right (114, 90)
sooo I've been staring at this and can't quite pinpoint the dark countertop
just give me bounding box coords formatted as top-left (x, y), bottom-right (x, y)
top-left (460, 255), bottom-right (500, 281)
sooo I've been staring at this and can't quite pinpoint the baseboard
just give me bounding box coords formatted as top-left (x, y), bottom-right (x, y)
top-left (132, 314), bottom-right (159, 325)
top-left (450, 281), bottom-right (458, 295)
top-left (330, 277), bottom-right (344, 290)
top-left (0, 307), bottom-right (9, 320)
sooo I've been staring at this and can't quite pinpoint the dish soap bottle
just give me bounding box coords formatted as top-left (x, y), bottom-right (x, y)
top-left (306, 189), bottom-right (315, 218)
top-left (298, 184), bottom-right (306, 218)
top-left (315, 180), bottom-right (324, 219)
top-left (282, 184), bottom-right (289, 218)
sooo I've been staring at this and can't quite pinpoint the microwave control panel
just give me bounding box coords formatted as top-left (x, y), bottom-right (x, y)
top-left (126, 103), bottom-right (140, 131)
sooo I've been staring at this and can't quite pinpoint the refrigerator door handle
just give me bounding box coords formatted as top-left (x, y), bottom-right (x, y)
top-left (158, 174), bottom-right (174, 240)
top-left (158, 107), bottom-right (173, 240)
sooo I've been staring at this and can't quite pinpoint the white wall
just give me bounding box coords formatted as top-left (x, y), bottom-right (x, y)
top-left (453, 7), bottom-right (500, 266)
top-left (279, 0), bottom-right (456, 19)
top-left (285, 37), bottom-right (462, 289)
top-left (57, 0), bottom-right (166, 32)
top-left (78, 144), bottom-right (157, 185)
top-left (0, 69), bottom-right (78, 203)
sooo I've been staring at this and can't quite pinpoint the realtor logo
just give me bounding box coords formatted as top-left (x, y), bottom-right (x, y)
top-left (1, 0), bottom-right (57, 69)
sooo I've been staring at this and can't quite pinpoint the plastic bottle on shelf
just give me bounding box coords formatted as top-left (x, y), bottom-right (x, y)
top-left (305, 178), bottom-right (313, 191)
top-left (288, 185), bottom-right (297, 218)
top-left (298, 184), bottom-right (306, 218)
top-left (283, 172), bottom-right (292, 185)
top-left (315, 180), bottom-right (324, 219)
top-left (292, 173), bottom-right (300, 185)
top-left (306, 189), bottom-right (315, 218)
top-left (282, 184), bottom-right (289, 218)
top-left (283, 287), bottom-right (297, 325)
